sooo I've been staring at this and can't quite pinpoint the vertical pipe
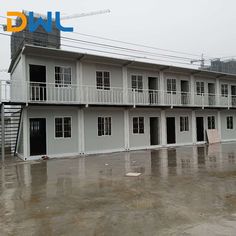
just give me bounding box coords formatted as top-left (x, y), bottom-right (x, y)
top-left (190, 75), bottom-right (195, 106)
top-left (159, 71), bottom-right (165, 105)
top-left (124, 109), bottom-right (130, 150)
top-left (217, 110), bottom-right (222, 141)
top-left (192, 110), bottom-right (196, 144)
top-left (122, 66), bottom-right (128, 104)
top-left (1, 104), bottom-right (5, 161)
top-left (160, 109), bottom-right (167, 146)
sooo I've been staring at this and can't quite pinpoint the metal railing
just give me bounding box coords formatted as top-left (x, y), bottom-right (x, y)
top-left (1, 80), bottom-right (236, 108)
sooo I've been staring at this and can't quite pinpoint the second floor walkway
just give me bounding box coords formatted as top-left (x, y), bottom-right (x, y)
top-left (1, 80), bottom-right (236, 109)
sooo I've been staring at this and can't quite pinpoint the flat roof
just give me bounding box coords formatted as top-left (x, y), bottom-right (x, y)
top-left (8, 44), bottom-right (236, 79)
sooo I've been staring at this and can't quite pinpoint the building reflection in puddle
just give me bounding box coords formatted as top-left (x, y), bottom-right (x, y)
top-left (149, 144), bottom-right (236, 178)
top-left (2, 143), bottom-right (236, 235)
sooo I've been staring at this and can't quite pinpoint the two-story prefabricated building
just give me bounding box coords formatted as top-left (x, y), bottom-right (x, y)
top-left (4, 43), bottom-right (236, 161)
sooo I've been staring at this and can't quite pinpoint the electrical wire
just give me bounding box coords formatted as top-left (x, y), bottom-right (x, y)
top-left (1, 14), bottom-right (234, 62)
top-left (0, 25), bottom-right (202, 65)
top-left (71, 31), bottom-right (202, 57)
top-left (0, 14), bottom-right (203, 60)
top-left (0, 31), bottom-right (201, 68)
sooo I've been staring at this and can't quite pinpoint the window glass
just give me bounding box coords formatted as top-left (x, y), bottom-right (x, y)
top-left (98, 117), bottom-right (111, 136)
top-left (227, 116), bottom-right (233, 129)
top-left (180, 117), bottom-right (189, 132)
top-left (167, 79), bottom-right (176, 94)
top-left (55, 67), bottom-right (72, 87)
top-left (208, 116), bottom-right (215, 129)
top-left (221, 84), bottom-right (228, 97)
top-left (96, 71), bottom-right (110, 90)
top-left (55, 118), bottom-right (63, 138)
top-left (132, 75), bottom-right (143, 92)
top-left (196, 82), bottom-right (204, 95)
top-left (55, 117), bottom-right (71, 138)
top-left (133, 117), bottom-right (144, 134)
top-left (64, 117), bottom-right (71, 138)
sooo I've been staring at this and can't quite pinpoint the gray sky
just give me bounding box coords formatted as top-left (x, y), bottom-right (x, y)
top-left (1, 0), bottom-right (236, 80)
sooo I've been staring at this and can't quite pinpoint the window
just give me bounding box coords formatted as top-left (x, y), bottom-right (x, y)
top-left (208, 116), bottom-right (215, 129)
top-left (55, 117), bottom-right (71, 138)
top-left (167, 78), bottom-right (176, 94)
top-left (98, 117), bottom-right (111, 136)
top-left (132, 75), bottom-right (143, 92)
top-left (180, 117), bottom-right (189, 132)
top-left (196, 82), bottom-right (204, 95)
top-left (221, 84), bottom-right (228, 97)
top-left (96, 71), bottom-right (110, 90)
top-left (133, 117), bottom-right (144, 134)
top-left (227, 116), bottom-right (233, 129)
top-left (55, 67), bottom-right (72, 87)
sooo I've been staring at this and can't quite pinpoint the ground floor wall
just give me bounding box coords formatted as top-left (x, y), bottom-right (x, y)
top-left (17, 106), bottom-right (236, 160)
top-left (84, 108), bottom-right (125, 153)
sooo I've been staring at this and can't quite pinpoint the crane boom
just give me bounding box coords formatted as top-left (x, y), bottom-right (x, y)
top-left (61, 9), bottom-right (110, 20)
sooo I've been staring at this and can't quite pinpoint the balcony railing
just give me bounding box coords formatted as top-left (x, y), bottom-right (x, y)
top-left (1, 80), bottom-right (236, 108)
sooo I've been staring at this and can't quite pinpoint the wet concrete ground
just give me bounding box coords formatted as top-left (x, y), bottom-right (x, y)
top-left (2, 144), bottom-right (236, 235)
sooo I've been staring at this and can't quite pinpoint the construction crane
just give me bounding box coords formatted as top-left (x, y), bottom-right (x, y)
top-left (61, 9), bottom-right (111, 20)
top-left (2, 9), bottom-right (111, 31)
top-left (191, 53), bottom-right (205, 68)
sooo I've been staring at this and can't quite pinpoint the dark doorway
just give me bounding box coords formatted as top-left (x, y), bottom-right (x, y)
top-left (181, 80), bottom-right (189, 105)
top-left (30, 118), bottom-right (46, 156)
top-left (231, 86), bottom-right (236, 106)
top-left (208, 83), bottom-right (215, 105)
top-left (166, 117), bottom-right (176, 144)
top-left (196, 117), bottom-right (204, 142)
top-left (29, 65), bottom-right (46, 101)
top-left (148, 77), bottom-right (158, 104)
top-left (150, 117), bottom-right (159, 145)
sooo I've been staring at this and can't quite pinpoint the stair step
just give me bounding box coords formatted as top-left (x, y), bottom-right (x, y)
top-left (0, 105), bottom-right (23, 157)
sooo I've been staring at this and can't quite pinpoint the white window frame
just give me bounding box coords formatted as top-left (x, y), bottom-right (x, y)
top-left (207, 116), bottom-right (216, 130)
top-left (180, 116), bottom-right (189, 132)
top-left (133, 117), bottom-right (145, 134)
top-left (97, 116), bottom-right (112, 136)
top-left (167, 78), bottom-right (177, 94)
top-left (196, 81), bottom-right (204, 95)
top-left (54, 116), bottom-right (72, 139)
top-left (131, 75), bottom-right (143, 92)
top-left (227, 116), bottom-right (233, 130)
top-left (221, 84), bottom-right (228, 97)
top-left (96, 71), bottom-right (111, 90)
top-left (55, 66), bottom-right (72, 87)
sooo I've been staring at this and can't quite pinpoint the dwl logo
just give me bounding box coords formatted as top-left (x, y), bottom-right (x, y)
top-left (6, 12), bottom-right (74, 33)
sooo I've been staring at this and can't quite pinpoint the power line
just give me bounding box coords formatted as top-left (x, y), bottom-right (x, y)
top-left (0, 14), bottom-right (234, 62)
top-left (61, 35), bottom-right (197, 61)
top-left (62, 43), bottom-right (200, 67)
top-left (0, 22), bottom-right (199, 62)
top-left (0, 25), bottom-right (201, 63)
top-left (71, 31), bottom-right (202, 58)
top-left (0, 14), bottom-right (203, 59)
top-left (0, 31), bottom-right (201, 68)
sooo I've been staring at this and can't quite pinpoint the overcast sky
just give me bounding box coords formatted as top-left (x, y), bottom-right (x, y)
top-left (1, 0), bottom-right (236, 80)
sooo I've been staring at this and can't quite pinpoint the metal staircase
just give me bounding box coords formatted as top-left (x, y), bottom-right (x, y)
top-left (0, 104), bottom-right (23, 157)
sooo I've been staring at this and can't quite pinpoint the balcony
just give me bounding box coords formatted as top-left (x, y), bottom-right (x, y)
top-left (1, 80), bottom-right (236, 109)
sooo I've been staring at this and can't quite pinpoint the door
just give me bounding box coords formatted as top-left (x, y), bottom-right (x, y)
top-left (181, 80), bottom-right (189, 105)
top-left (196, 117), bottom-right (204, 142)
top-left (150, 117), bottom-right (159, 145)
top-left (30, 118), bottom-right (46, 156)
top-left (166, 117), bottom-right (176, 144)
top-left (231, 86), bottom-right (236, 106)
top-left (208, 83), bottom-right (215, 105)
top-left (148, 77), bottom-right (158, 104)
top-left (29, 65), bottom-right (46, 101)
